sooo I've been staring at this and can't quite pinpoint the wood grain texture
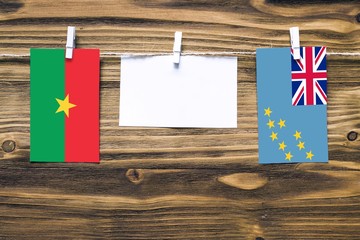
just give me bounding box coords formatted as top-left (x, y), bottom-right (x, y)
top-left (0, 0), bottom-right (359, 239)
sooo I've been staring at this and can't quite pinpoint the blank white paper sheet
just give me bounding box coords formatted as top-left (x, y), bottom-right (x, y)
top-left (119, 55), bottom-right (237, 128)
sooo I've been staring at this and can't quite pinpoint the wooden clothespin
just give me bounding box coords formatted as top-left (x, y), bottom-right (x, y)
top-left (66, 26), bottom-right (76, 59)
top-left (173, 31), bottom-right (182, 64)
top-left (290, 27), bottom-right (300, 60)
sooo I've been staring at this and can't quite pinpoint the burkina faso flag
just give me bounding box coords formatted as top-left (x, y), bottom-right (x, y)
top-left (30, 49), bottom-right (100, 163)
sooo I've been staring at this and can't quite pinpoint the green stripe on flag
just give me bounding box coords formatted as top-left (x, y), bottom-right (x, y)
top-left (30, 49), bottom-right (65, 162)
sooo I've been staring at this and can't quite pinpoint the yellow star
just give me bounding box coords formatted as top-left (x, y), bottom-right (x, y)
top-left (306, 151), bottom-right (314, 160)
top-left (278, 141), bottom-right (287, 151)
top-left (264, 107), bottom-right (272, 117)
top-left (278, 119), bottom-right (286, 128)
top-left (293, 130), bottom-right (301, 140)
top-left (297, 141), bottom-right (305, 150)
top-left (55, 94), bottom-right (76, 117)
top-left (285, 151), bottom-right (293, 161)
top-left (270, 131), bottom-right (278, 141)
top-left (267, 119), bottom-right (275, 129)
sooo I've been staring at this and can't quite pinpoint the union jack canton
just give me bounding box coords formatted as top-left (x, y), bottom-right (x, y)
top-left (291, 46), bottom-right (327, 106)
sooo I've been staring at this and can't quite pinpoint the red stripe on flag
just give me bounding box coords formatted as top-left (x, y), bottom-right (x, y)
top-left (295, 58), bottom-right (304, 70)
top-left (293, 86), bottom-right (304, 106)
top-left (305, 47), bottom-right (314, 105)
top-left (292, 72), bottom-right (327, 79)
top-left (315, 47), bottom-right (325, 65)
top-left (316, 81), bottom-right (327, 102)
top-left (65, 49), bottom-right (100, 163)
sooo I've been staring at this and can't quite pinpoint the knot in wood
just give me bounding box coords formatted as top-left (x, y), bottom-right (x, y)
top-left (356, 13), bottom-right (360, 23)
top-left (125, 169), bottom-right (144, 184)
top-left (2, 140), bottom-right (16, 153)
top-left (255, 237), bottom-right (265, 240)
top-left (347, 131), bottom-right (358, 141)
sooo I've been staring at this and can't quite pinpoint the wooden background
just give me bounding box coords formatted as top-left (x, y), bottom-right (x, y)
top-left (1, 0), bottom-right (360, 239)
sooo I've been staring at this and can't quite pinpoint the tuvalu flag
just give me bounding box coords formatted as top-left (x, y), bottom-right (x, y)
top-left (30, 49), bottom-right (100, 163)
top-left (256, 47), bottom-right (328, 164)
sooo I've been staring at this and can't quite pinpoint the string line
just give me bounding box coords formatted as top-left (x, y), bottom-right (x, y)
top-left (0, 51), bottom-right (359, 58)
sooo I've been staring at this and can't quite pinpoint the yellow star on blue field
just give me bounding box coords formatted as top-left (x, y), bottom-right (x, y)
top-left (278, 141), bottom-right (286, 151)
top-left (278, 119), bottom-right (286, 128)
top-left (297, 141), bottom-right (305, 150)
top-left (264, 107), bottom-right (272, 117)
top-left (294, 130), bottom-right (301, 140)
top-left (56, 94), bottom-right (76, 117)
top-left (306, 151), bottom-right (314, 160)
top-left (270, 131), bottom-right (278, 141)
top-left (267, 119), bottom-right (275, 129)
top-left (285, 151), bottom-right (293, 161)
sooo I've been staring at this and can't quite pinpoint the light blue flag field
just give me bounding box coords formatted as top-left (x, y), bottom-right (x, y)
top-left (256, 48), bottom-right (328, 164)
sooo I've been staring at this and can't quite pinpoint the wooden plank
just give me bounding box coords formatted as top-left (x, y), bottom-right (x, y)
top-left (0, 56), bottom-right (359, 167)
top-left (0, 166), bottom-right (360, 239)
top-left (0, 0), bottom-right (359, 239)
top-left (0, 1), bottom-right (359, 54)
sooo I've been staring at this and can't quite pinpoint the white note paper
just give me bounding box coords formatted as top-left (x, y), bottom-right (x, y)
top-left (119, 55), bottom-right (237, 128)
